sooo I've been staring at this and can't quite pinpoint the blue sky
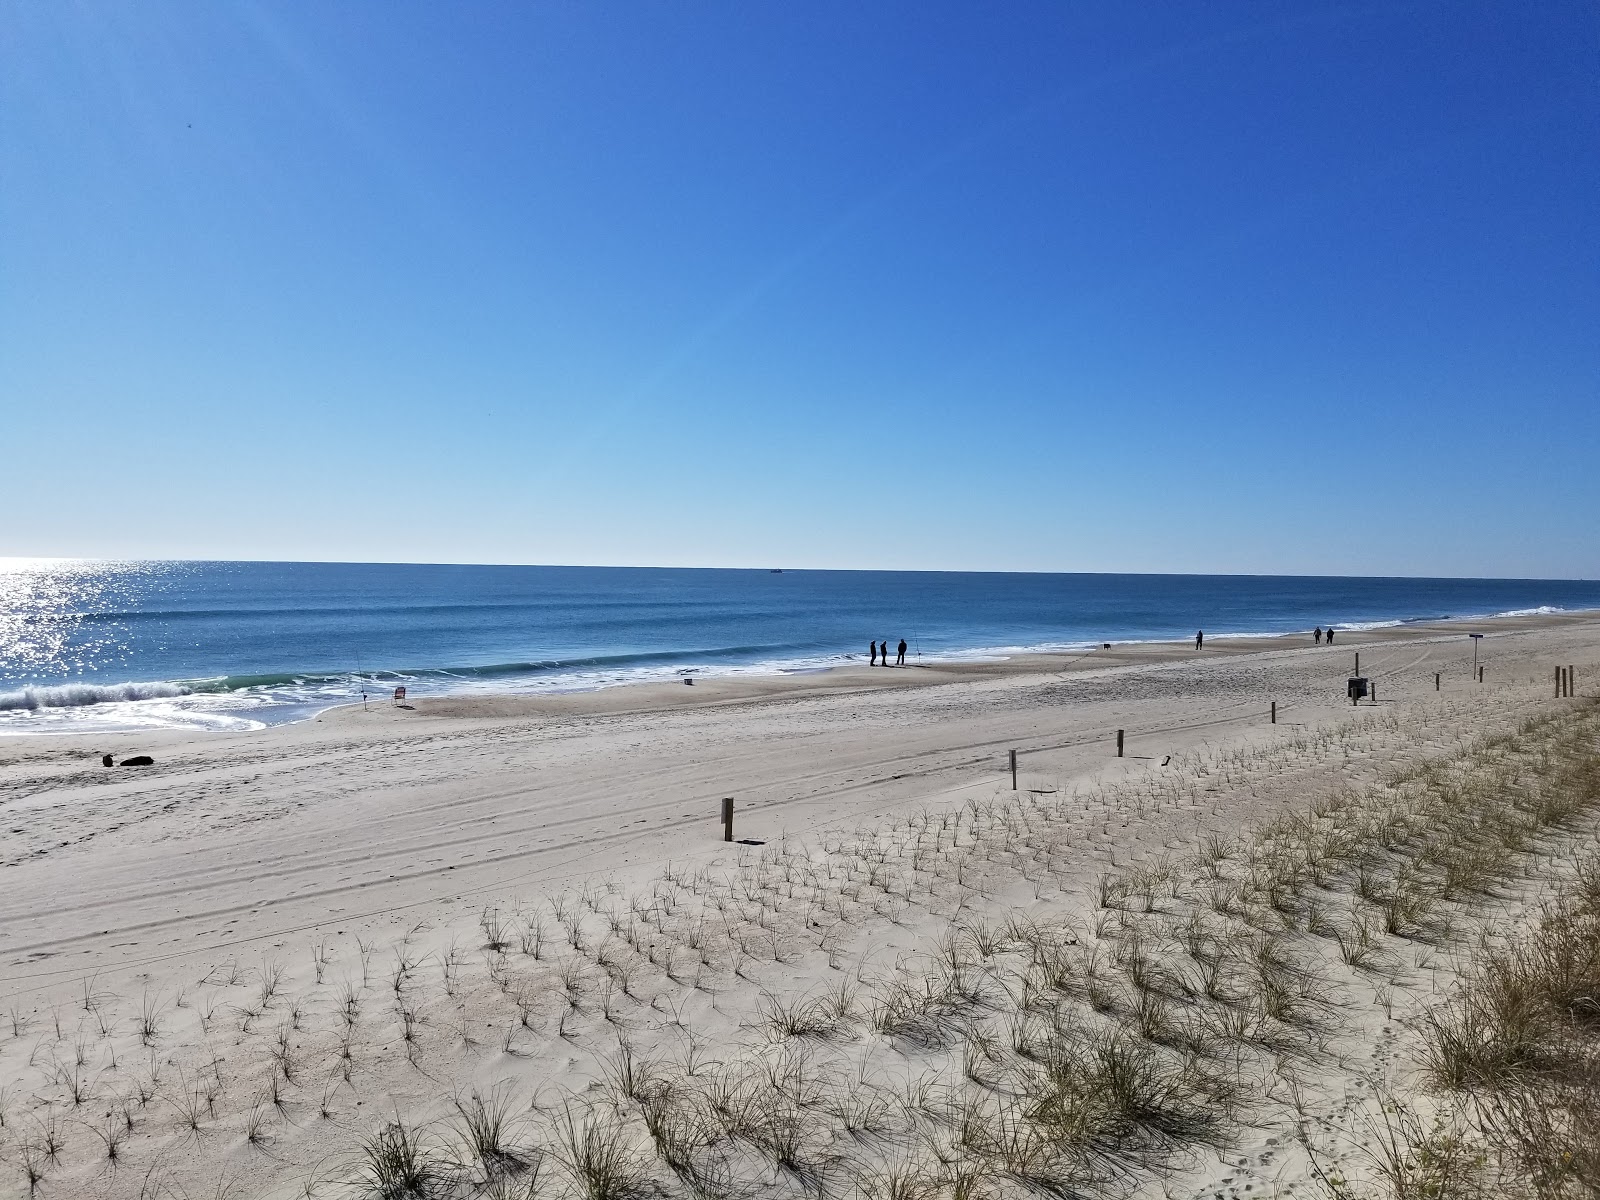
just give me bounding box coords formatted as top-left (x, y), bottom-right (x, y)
top-left (3, 1), bottom-right (1596, 576)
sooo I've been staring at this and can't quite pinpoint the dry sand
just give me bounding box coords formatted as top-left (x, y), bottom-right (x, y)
top-left (0, 611), bottom-right (1594, 1197)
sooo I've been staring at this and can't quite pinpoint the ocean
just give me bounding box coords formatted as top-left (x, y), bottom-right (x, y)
top-left (1, 559), bottom-right (1595, 734)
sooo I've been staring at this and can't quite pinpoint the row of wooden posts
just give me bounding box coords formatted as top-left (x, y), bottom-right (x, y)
top-left (718, 657), bottom-right (1584, 833)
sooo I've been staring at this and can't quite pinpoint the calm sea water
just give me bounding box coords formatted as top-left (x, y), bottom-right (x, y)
top-left (2, 560), bottom-right (1595, 733)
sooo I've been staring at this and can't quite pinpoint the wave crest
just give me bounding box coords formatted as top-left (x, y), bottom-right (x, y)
top-left (0, 681), bottom-right (193, 712)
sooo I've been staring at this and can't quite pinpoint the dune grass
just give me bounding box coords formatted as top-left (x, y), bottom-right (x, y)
top-left (3, 688), bottom-right (1595, 1199)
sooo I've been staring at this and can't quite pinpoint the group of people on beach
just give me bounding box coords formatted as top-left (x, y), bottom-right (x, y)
top-left (873, 627), bottom-right (1337, 665)
top-left (869, 639), bottom-right (907, 666)
top-left (1194, 626), bottom-right (1338, 650)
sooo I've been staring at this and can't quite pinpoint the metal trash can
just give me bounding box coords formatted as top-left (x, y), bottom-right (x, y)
top-left (1347, 676), bottom-right (1368, 702)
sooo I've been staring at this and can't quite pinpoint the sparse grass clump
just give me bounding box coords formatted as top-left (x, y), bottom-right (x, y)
top-left (1421, 857), bottom-right (1600, 1196)
top-left (354, 1118), bottom-right (452, 1198)
top-left (551, 1103), bottom-right (647, 1200)
top-left (454, 1085), bottom-right (535, 1182)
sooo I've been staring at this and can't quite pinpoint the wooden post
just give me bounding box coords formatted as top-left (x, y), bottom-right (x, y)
top-left (1116, 729), bottom-right (1124, 758)
top-left (1371, 681), bottom-right (1377, 702)
top-left (1557, 666), bottom-right (1563, 697)
top-left (1009, 749), bottom-right (1017, 791)
top-left (1270, 701), bottom-right (1276, 724)
top-left (1355, 652), bottom-right (1360, 676)
top-left (1478, 666), bottom-right (1484, 684)
top-left (1435, 672), bottom-right (1440, 691)
top-left (721, 797), bottom-right (734, 842)
top-left (1570, 666), bottom-right (1576, 697)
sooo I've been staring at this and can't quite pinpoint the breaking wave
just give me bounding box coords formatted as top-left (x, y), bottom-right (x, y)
top-left (0, 681), bottom-right (193, 712)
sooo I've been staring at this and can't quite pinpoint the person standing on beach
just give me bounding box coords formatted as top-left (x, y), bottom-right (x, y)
top-left (880, 638), bottom-right (889, 665)
top-left (897, 638), bottom-right (907, 666)
top-left (1195, 630), bottom-right (1204, 650)
top-left (1314, 626), bottom-right (1323, 644)
top-left (1326, 627), bottom-right (1335, 644)
top-left (869, 641), bottom-right (878, 666)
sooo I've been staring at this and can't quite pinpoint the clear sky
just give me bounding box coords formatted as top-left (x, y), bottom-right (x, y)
top-left (3, 1), bottom-right (1596, 577)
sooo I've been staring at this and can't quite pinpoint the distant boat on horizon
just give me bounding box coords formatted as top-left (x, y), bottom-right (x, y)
top-left (770, 569), bottom-right (783, 573)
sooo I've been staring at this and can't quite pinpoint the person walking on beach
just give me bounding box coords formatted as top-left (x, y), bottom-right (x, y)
top-left (1314, 626), bottom-right (1323, 645)
top-left (869, 641), bottom-right (878, 666)
top-left (1326, 627), bottom-right (1335, 644)
top-left (1195, 630), bottom-right (1204, 650)
top-left (897, 638), bottom-right (907, 666)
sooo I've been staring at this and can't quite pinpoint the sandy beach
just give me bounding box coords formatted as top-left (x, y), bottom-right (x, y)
top-left (0, 610), bottom-right (1595, 1198)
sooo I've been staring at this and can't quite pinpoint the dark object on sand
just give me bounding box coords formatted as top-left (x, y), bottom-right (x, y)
top-left (120, 755), bottom-right (155, 767)
top-left (102, 754), bottom-right (114, 767)
top-left (1347, 677), bottom-right (1368, 705)
top-left (684, 678), bottom-right (694, 686)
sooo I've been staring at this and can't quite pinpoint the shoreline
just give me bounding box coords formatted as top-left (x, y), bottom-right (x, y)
top-left (1, 605), bottom-right (1595, 736)
top-left (346, 607), bottom-right (1596, 722)
top-left (0, 601), bottom-right (1595, 1198)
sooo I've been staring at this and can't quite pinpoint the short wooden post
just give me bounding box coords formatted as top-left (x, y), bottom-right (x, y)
top-left (1557, 666), bottom-right (1563, 697)
top-left (1570, 666), bottom-right (1576, 696)
top-left (721, 797), bottom-right (734, 842)
top-left (1116, 729), bottom-right (1124, 758)
top-left (1009, 749), bottom-right (1017, 791)
top-left (1371, 681), bottom-right (1377, 702)
top-left (1270, 701), bottom-right (1276, 724)
top-left (1478, 666), bottom-right (1484, 684)
top-left (1355, 652), bottom-right (1360, 676)
top-left (1435, 672), bottom-right (1440, 691)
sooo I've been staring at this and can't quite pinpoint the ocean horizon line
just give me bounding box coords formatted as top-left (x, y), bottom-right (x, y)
top-left (3, 558), bottom-right (1594, 584)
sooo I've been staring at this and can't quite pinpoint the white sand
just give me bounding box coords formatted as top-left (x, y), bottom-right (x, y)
top-left (0, 612), bottom-right (1593, 1197)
